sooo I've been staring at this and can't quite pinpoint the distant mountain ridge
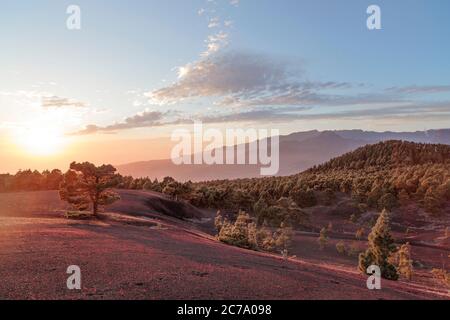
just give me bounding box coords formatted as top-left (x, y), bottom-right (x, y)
top-left (116, 129), bottom-right (450, 181)
top-left (284, 128), bottom-right (450, 144)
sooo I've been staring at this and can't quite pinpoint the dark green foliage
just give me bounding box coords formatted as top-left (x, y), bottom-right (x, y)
top-left (59, 162), bottom-right (120, 216)
top-left (185, 141), bottom-right (449, 218)
top-left (215, 211), bottom-right (293, 254)
top-left (289, 187), bottom-right (317, 208)
top-left (0, 169), bottom-right (63, 192)
top-left (217, 210), bottom-right (256, 249)
top-left (313, 140), bottom-right (450, 170)
top-left (358, 209), bottom-right (399, 280)
top-left (397, 243), bottom-right (413, 280)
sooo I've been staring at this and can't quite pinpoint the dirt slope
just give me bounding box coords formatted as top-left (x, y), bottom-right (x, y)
top-left (0, 191), bottom-right (448, 300)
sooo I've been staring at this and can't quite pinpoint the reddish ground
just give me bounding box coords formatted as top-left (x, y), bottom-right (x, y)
top-left (0, 190), bottom-right (448, 300)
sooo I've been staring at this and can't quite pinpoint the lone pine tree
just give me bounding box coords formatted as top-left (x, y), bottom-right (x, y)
top-left (397, 243), bottom-right (413, 280)
top-left (358, 209), bottom-right (399, 280)
top-left (59, 162), bottom-right (120, 216)
top-left (318, 227), bottom-right (328, 250)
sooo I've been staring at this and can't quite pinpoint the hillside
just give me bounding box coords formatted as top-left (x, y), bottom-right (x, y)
top-left (0, 190), bottom-right (448, 299)
top-left (310, 140), bottom-right (450, 171)
top-left (116, 129), bottom-right (450, 181)
top-left (116, 131), bottom-right (366, 180)
top-left (187, 140), bottom-right (450, 220)
top-left (0, 141), bottom-right (449, 299)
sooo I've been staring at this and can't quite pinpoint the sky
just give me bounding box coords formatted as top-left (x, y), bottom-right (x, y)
top-left (1, 0), bottom-right (450, 172)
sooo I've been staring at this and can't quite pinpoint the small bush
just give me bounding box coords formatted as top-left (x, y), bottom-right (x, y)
top-left (336, 241), bottom-right (346, 255)
top-left (349, 214), bottom-right (358, 224)
top-left (355, 227), bottom-right (365, 240)
top-left (65, 211), bottom-right (93, 220)
top-left (216, 211), bottom-right (293, 254)
top-left (258, 226), bottom-right (277, 252)
top-left (431, 269), bottom-right (450, 287)
top-left (318, 227), bottom-right (328, 250)
top-left (214, 210), bottom-right (224, 233)
top-left (347, 243), bottom-right (360, 257)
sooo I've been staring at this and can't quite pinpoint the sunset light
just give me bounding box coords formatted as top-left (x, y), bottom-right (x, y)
top-left (15, 126), bottom-right (65, 156)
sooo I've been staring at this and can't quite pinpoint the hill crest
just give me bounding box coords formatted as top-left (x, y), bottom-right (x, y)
top-left (310, 140), bottom-right (450, 172)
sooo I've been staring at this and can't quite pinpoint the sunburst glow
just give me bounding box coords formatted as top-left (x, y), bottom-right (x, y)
top-left (15, 127), bottom-right (65, 156)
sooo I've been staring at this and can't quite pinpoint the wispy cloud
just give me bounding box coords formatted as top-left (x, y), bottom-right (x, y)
top-left (196, 101), bottom-right (450, 124)
top-left (202, 31), bottom-right (229, 57)
top-left (196, 0), bottom-right (238, 57)
top-left (199, 106), bottom-right (311, 123)
top-left (72, 109), bottom-right (171, 135)
top-left (230, 0), bottom-right (240, 7)
top-left (0, 91), bottom-right (88, 109)
top-left (41, 96), bottom-right (88, 108)
top-left (0, 90), bottom-right (49, 99)
top-left (208, 17), bottom-right (220, 28)
top-left (386, 85), bottom-right (450, 94)
top-left (71, 100), bottom-right (450, 135)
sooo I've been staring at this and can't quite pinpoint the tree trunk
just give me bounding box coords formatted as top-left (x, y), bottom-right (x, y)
top-left (93, 201), bottom-right (98, 216)
top-left (92, 177), bottom-right (99, 216)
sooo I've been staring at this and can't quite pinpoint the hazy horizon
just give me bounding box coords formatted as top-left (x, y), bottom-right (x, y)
top-left (1, 126), bottom-right (449, 174)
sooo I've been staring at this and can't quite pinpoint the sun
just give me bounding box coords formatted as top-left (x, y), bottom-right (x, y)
top-left (16, 127), bottom-right (65, 156)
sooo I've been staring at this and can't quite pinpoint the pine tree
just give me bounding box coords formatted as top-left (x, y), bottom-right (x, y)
top-left (258, 222), bottom-right (276, 252)
top-left (358, 209), bottom-right (399, 280)
top-left (247, 222), bottom-right (258, 250)
top-left (230, 210), bottom-right (251, 248)
top-left (397, 243), bottom-right (413, 280)
top-left (214, 210), bottom-right (224, 234)
top-left (318, 227), bottom-right (328, 250)
top-left (59, 162), bottom-right (120, 216)
top-left (275, 222), bottom-right (293, 252)
top-left (218, 220), bottom-right (233, 243)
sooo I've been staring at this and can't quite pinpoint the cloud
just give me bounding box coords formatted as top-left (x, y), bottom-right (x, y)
top-left (0, 91), bottom-right (89, 112)
top-left (230, 0), bottom-right (239, 7)
top-left (224, 20), bottom-right (233, 27)
top-left (0, 90), bottom-right (49, 100)
top-left (202, 31), bottom-right (229, 57)
top-left (208, 17), bottom-right (220, 28)
top-left (199, 106), bottom-right (311, 123)
top-left (196, 0), bottom-right (237, 57)
top-left (194, 102), bottom-right (450, 124)
top-left (72, 100), bottom-right (450, 135)
top-left (147, 51), bottom-right (356, 107)
top-left (41, 96), bottom-right (88, 108)
top-left (73, 124), bottom-right (102, 135)
top-left (386, 85), bottom-right (450, 94)
top-left (72, 109), bottom-right (169, 135)
top-left (148, 52), bottom-right (295, 104)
